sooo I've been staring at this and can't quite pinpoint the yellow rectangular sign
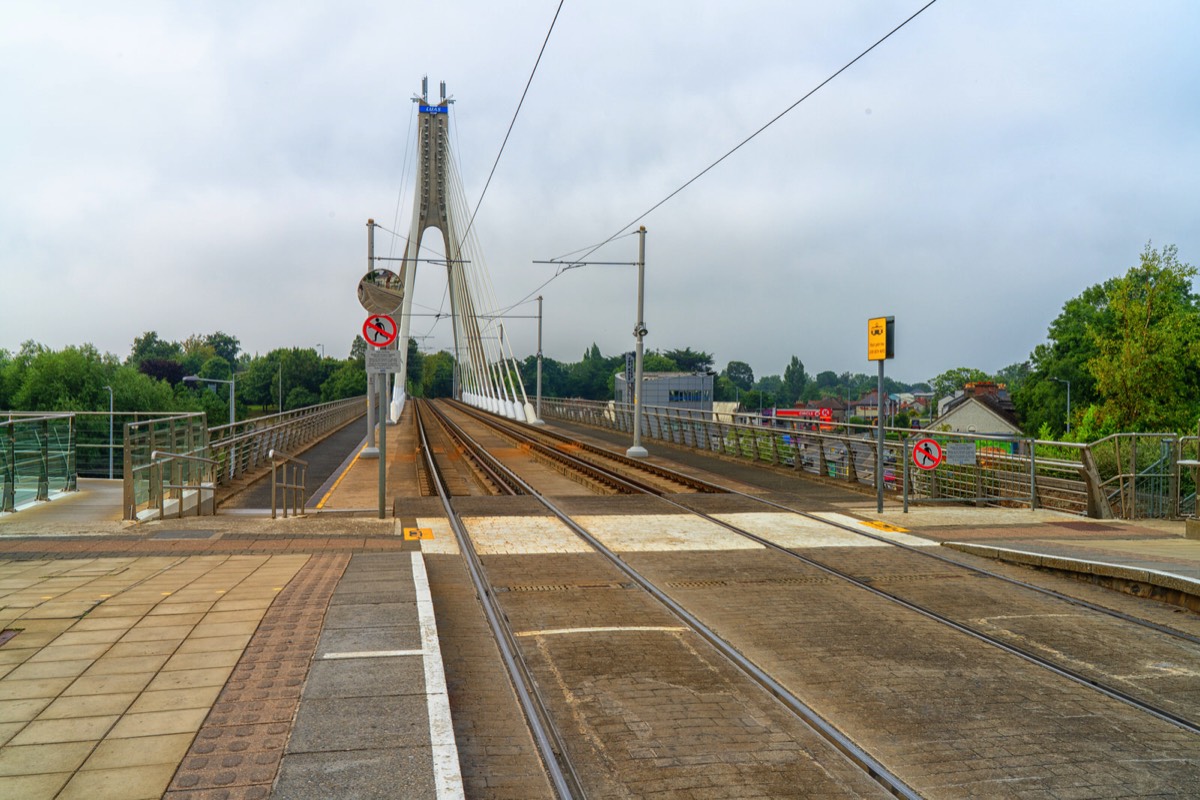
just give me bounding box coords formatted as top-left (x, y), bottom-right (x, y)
top-left (868, 316), bottom-right (891, 361)
top-left (403, 527), bottom-right (434, 540)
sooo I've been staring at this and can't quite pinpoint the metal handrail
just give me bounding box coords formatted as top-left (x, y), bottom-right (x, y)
top-left (268, 448), bottom-right (308, 519)
top-left (149, 449), bottom-right (218, 519)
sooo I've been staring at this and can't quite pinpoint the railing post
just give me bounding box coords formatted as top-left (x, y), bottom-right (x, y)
top-left (66, 416), bottom-right (77, 492)
top-left (1029, 438), bottom-right (1037, 510)
top-left (37, 418), bottom-right (50, 501)
top-left (2, 423), bottom-right (14, 512)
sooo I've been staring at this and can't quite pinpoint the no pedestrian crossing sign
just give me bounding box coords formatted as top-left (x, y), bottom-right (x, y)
top-left (912, 438), bottom-right (943, 470)
top-left (362, 314), bottom-right (398, 347)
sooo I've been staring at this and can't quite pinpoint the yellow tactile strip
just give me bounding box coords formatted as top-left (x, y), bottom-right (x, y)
top-left (165, 554), bottom-right (349, 799)
top-left (0, 555), bottom-right (308, 800)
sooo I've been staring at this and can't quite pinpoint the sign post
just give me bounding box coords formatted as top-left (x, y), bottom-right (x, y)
top-left (359, 314), bottom-right (399, 519)
top-left (868, 316), bottom-right (895, 514)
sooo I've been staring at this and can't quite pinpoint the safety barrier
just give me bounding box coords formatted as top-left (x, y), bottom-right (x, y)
top-left (540, 399), bottom-right (1199, 520)
top-left (149, 449), bottom-right (218, 518)
top-left (124, 397), bottom-right (364, 520)
top-left (1, 413), bottom-right (77, 512)
top-left (268, 449), bottom-right (308, 519)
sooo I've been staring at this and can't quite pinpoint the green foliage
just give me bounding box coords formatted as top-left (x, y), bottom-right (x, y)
top-left (930, 367), bottom-right (991, 406)
top-left (1087, 243), bottom-right (1199, 431)
top-left (127, 331), bottom-right (182, 367)
top-left (422, 352), bottom-right (455, 398)
top-left (406, 338), bottom-right (423, 393)
top-left (660, 347), bottom-right (713, 372)
top-left (723, 360), bottom-right (754, 391)
top-left (642, 352), bottom-right (680, 372)
top-left (321, 362), bottom-right (367, 402)
top-left (782, 356), bottom-right (807, 406)
top-left (1015, 242), bottom-right (1199, 437)
top-left (197, 356), bottom-right (232, 382)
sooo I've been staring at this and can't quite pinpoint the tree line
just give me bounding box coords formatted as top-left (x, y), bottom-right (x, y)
top-left (5, 244), bottom-right (1194, 439)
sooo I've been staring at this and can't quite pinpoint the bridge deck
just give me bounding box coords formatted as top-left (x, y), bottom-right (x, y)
top-left (0, 407), bottom-right (1197, 798)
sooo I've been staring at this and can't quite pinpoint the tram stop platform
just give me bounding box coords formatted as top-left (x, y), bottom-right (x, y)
top-left (850, 503), bottom-right (1200, 612)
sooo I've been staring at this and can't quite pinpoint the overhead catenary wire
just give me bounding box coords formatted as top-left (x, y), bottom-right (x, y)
top-left (545, 0), bottom-right (941, 272)
top-left (459, 0), bottom-right (565, 248)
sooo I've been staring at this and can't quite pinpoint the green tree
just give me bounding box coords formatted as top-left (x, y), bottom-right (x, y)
top-left (1087, 243), bottom-right (1200, 431)
top-left (930, 367), bottom-right (991, 406)
top-left (127, 331), bottom-right (181, 367)
top-left (1013, 280), bottom-right (1109, 436)
top-left (755, 375), bottom-right (783, 398)
top-left (782, 356), bottom-right (807, 406)
top-left (197, 356), bottom-right (232, 382)
top-left (723, 361), bottom-right (754, 391)
top-left (204, 331), bottom-right (241, 365)
top-left (660, 347), bottom-right (713, 373)
top-left (643, 352), bottom-right (681, 372)
top-left (422, 352), bottom-right (456, 397)
top-left (406, 338), bottom-right (424, 394)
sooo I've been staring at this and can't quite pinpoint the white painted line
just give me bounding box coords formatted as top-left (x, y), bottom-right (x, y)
top-left (515, 626), bottom-right (689, 638)
top-left (320, 649), bottom-right (424, 660)
top-left (412, 551), bottom-right (465, 800)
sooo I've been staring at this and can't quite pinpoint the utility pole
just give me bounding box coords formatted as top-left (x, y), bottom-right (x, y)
top-left (532, 295), bottom-right (545, 425)
top-left (627, 226), bottom-right (649, 458)
top-left (362, 219), bottom-right (379, 459)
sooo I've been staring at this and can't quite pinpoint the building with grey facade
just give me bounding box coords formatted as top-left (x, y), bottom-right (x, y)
top-left (614, 372), bottom-right (714, 412)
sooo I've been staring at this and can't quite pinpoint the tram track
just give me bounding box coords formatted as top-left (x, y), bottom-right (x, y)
top-left (417, 402), bottom-right (912, 796)
top-left (422, 399), bottom-right (1200, 796)
top-left (438, 401), bottom-right (1200, 733)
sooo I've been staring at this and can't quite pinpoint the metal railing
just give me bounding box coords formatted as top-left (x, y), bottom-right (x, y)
top-left (268, 449), bottom-right (308, 519)
top-left (125, 414), bottom-right (209, 520)
top-left (150, 449), bottom-right (218, 518)
top-left (123, 397), bottom-right (364, 520)
top-left (540, 399), bottom-right (1200, 520)
top-left (2, 413), bottom-right (77, 512)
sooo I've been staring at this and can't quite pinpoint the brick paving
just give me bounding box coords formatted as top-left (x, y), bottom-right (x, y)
top-left (164, 554), bottom-right (348, 799)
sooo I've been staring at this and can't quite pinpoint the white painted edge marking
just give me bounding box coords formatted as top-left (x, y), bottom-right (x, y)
top-left (412, 551), bottom-right (465, 800)
top-left (320, 649), bottom-right (424, 660)
top-left (944, 542), bottom-right (1200, 589)
top-left (515, 626), bottom-right (689, 638)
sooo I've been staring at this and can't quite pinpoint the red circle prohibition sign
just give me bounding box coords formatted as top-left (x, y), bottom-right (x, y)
top-left (362, 314), bottom-right (398, 347)
top-left (912, 438), bottom-right (943, 470)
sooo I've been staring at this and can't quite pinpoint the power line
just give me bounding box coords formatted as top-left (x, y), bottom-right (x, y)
top-left (562, 0), bottom-right (940, 267)
top-left (460, 0), bottom-right (565, 248)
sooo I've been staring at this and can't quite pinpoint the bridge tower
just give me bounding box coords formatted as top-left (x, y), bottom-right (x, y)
top-left (390, 78), bottom-right (525, 421)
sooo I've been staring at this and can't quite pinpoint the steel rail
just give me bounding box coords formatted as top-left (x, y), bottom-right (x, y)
top-left (414, 401), bottom-right (584, 799)
top-left (508, 406), bottom-right (1200, 647)
top-left (447, 399), bottom-right (723, 495)
top-left (416, 403), bottom-right (523, 496)
top-left (427, 401), bottom-right (921, 799)
top-left (457, 402), bottom-right (1200, 736)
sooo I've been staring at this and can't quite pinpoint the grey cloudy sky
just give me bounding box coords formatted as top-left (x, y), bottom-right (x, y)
top-left (3, 1), bottom-right (1198, 386)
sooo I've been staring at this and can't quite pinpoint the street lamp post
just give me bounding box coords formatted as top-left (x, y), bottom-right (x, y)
top-left (627, 226), bottom-right (649, 459)
top-left (102, 385), bottom-right (114, 479)
top-left (183, 374), bottom-right (238, 478)
top-left (1051, 377), bottom-right (1071, 434)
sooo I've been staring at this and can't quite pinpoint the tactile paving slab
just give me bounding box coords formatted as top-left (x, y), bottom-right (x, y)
top-left (164, 554), bottom-right (349, 799)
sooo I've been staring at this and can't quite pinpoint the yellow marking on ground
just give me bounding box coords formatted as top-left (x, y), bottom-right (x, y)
top-left (861, 520), bottom-right (910, 533)
top-left (315, 447), bottom-right (363, 508)
top-left (404, 527), bottom-right (435, 541)
top-left (515, 626), bottom-right (688, 638)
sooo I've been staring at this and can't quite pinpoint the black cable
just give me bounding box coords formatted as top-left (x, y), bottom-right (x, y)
top-left (565, 0), bottom-right (940, 266)
top-left (460, 0), bottom-right (565, 248)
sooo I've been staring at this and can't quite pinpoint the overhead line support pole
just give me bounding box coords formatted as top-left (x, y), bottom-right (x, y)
top-left (627, 226), bottom-right (649, 458)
